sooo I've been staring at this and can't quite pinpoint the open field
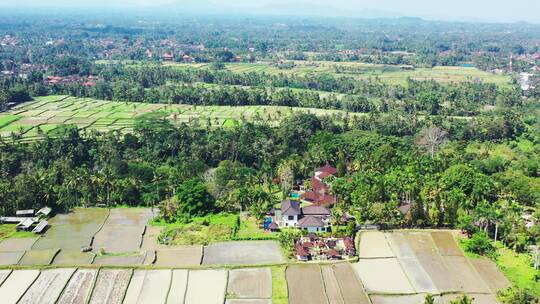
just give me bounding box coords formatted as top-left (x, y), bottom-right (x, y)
top-left (0, 270), bottom-right (40, 304)
top-left (0, 96), bottom-right (362, 141)
top-left (163, 61), bottom-right (511, 86)
top-left (286, 265), bottom-right (327, 304)
top-left (184, 270), bottom-right (228, 304)
top-left (19, 268), bottom-right (75, 304)
top-left (202, 241), bottom-right (285, 265)
top-left (32, 208), bottom-right (109, 251)
top-left (353, 230), bottom-right (509, 303)
top-left (89, 269), bottom-right (132, 304)
top-left (227, 268), bottom-right (272, 299)
top-left (57, 269), bottom-right (98, 304)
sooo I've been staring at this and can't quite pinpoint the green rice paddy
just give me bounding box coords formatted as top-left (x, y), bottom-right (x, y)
top-left (164, 61), bottom-right (511, 87)
top-left (0, 95), bottom-right (361, 141)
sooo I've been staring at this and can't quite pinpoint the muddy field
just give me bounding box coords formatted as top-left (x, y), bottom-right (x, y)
top-left (321, 266), bottom-right (344, 304)
top-left (0, 270), bottom-right (11, 285)
top-left (0, 270), bottom-right (40, 304)
top-left (19, 268), bottom-right (75, 304)
top-left (93, 208), bottom-right (153, 253)
top-left (286, 265), bottom-right (327, 304)
top-left (166, 269), bottom-right (189, 304)
top-left (18, 249), bottom-right (59, 266)
top-left (155, 246), bottom-right (203, 267)
top-left (57, 269), bottom-right (98, 304)
top-left (52, 251), bottom-right (95, 265)
top-left (0, 237), bottom-right (38, 251)
top-left (123, 270), bottom-right (146, 304)
top-left (332, 263), bottom-right (370, 304)
top-left (32, 208), bottom-right (109, 251)
top-left (135, 270), bottom-right (172, 304)
top-left (203, 241), bottom-right (284, 265)
top-left (92, 253), bottom-right (146, 265)
top-left (0, 251), bottom-right (24, 265)
top-left (184, 270), bottom-right (228, 304)
top-left (89, 269), bottom-right (132, 304)
top-left (353, 258), bottom-right (415, 294)
top-left (385, 232), bottom-right (415, 258)
top-left (431, 231), bottom-right (463, 256)
top-left (398, 258), bottom-right (438, 293)
top-left (442, 256), bottom-right (491, 293)
top-left (369, 294), bottom-right (426, 304)
top-left (358, 231), bottom-right (394, 258)
top-left (227, 268), bottom-right (272, 299)
top-left (470, 257), bottom-right (510, 292)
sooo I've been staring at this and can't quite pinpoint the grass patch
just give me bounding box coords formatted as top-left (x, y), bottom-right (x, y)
top-left (271, 266), bottom-right (289, 304)
top-left (496, 243), bottom-right (540, 296)
top-left (235, 217), bottom-right (278, 240)
top-left (0, 114), bottom-right (21, 128)
top-left (0, 224), bottom-right (36, 241)
top-left (153, 213), bottom-right (239, 245)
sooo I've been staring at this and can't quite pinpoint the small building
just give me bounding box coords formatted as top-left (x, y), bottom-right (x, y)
top-left (280, 200), bottom-right (301, 227)
top-left (295, 242), bottom-right (310, 261)
top-left (298, 215), bottom-right (327, 233)
top-left (36, 207), bottom-right (52, 218)
top-left (32, 220), bottom-right (48, 234)
top-left (16, 209), bottom-right (34, 217)
top-left (162, 52), bottom-right (174, 61)
top-left (16, 218), bottom-right (35, 231)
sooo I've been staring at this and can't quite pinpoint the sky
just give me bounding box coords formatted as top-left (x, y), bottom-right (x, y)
top-left (5, 0), bottom-right (540, 23)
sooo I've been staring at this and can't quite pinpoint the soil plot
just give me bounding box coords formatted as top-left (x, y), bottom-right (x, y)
top-left (0, 237), bottom-right (38, 252)
top-left (203, 241), bottom-right (284, 265)
top-left (398, 258), bottom-right (438, 294)
top-left (0, 251), bottom-right (24, 265)
top-left (442, 256), bottom-right (491, 294)
top-left (18, 248), bottom-right (59, 266)
top-left (92, 226), bottom-right (145, 253)
top-left (0, 269), bottom-right (12, 286)
top-left (431, 231), bottom-right (463, 256)
top-left (415, 252), bottom-right (461, 292)
top-left (369, 294), bottom-right (426, 304)
top-left (166, 269), bottom-right (188, 304)
top-left (332, 263), bottom-right (371, 304)
top-left (405, 232), bottom-right (437, 255)
top-left (57, 269), bottom-right (98, 304)
top-left (32, 208), bottom-right (109, 251)
top-left (227, 268), bottom-right (272, 299)
top-left (93, 253), bottom-right (146, 265)
top-left (123, 270), bottom-right (146, 304)
top-left (358, 231), bottom-right (394, 258)
top-left (470, 257), bottom-right (510, 292)
top-left (19, 268), bottom-right (76, 304)
top-left (286, 265), bottom-right (327, 304)
top-left (141, 226), bottom-right (162, 250)
top-left (185, 270), bottom-right (228, 304)
top-left (352, 258), bottom-right (415, 294)
top-left (155, 246), bottom-right (203, 267)
top-left (0, 270), bottom-right (40, 304)
top-left (321, 265), bottom-right (344, 304)
top-left (89, 269), bottom-right (132, 304)
top-left (136, 270), bottom-right (172, 304)
top-left (385, 232), bottom-right (415, 258)
top-left (226, 300), bottom-right (272, 304)
top-left (53, 250), bottom-right (95, 265)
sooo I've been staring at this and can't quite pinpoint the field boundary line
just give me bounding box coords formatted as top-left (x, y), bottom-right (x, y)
top-left (318, 265), bottom-right (331, 304)
top-left (54, 267), bottom-right (78, 303)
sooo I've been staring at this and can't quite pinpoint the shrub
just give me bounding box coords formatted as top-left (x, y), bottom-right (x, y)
top-left (462, 232), bottom-right (498, 259)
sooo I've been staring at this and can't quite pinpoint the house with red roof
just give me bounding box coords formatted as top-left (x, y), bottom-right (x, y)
top-left (300, 164), bottom-right (337, 206)
top-left (274, 200), bottom-right (331, 232)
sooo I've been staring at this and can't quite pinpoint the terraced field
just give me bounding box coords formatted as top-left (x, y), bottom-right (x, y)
top-left (163, 61), bottom-right (510, 86)
top-left (0, 96), bottom-right (360, 141)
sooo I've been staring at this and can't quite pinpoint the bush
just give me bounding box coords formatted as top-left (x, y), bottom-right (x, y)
top-left (498, 287), bottom-right (539, 304)
top-left (462, 232), bottom-right (498, 259)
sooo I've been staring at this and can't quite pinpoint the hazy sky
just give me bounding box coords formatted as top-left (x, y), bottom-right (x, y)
top-left (6, 0), bottom-right (540, 23)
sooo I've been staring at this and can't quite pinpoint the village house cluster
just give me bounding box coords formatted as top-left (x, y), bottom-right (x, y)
top-left (295, 234), bottom-right (356, 261)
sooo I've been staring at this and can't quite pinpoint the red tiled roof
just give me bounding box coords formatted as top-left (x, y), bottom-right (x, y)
top-left (343, 237), bottom-right (355, 249)
top-left (302, 205), bottom-right (331, 216)
top-left (298, 216), bottom-right (325, 228)
top-left (326, 249), bottom-right (340, 257)
top-left (316, 164), bottom-right (337, 176)
top-left (295, 243), bottom-right (309, 257)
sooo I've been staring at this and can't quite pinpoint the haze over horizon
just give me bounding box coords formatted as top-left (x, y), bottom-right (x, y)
top-left (4, 0), bottom-right (540, 24)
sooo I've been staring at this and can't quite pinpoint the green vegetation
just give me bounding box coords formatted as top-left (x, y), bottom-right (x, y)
top-left (154, 214), bottom-right (239, 246)
top-left (168, 62), bottom-right (510, 86)
top-left (496, 244), bottom-right (540, 297)
top-left (235, 217), bottom-right (278, 240)
top-left (0, 224), bottom-right (36, 241)
top-left (271, 266), bottom-right (289, 304)
top-left (461, 232), bottom-right (498, 259)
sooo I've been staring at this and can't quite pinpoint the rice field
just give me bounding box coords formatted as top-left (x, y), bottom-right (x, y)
top-left (0, 95), bottom-right (361, 141)
top-left (353, 230), bottom-right (509, 303)
top-left (165, 61), bottom-right (511, 86)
